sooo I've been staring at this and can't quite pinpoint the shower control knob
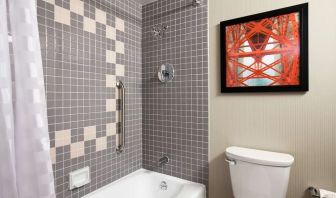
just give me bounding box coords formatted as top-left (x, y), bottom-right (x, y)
top-left (158, 64), bottom-right (174, 83)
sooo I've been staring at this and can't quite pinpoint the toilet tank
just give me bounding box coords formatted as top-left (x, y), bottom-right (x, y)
top-left (226, 147), bottom-right (294, 198)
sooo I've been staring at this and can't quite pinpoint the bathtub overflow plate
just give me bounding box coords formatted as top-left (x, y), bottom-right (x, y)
top-left (160, 181), bottom-right (168, 190)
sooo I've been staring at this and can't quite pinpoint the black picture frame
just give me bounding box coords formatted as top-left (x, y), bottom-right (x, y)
top-left (220, 3), bottom-right (309, 93)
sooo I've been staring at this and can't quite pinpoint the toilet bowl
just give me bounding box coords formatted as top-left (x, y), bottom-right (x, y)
top-left (225, 146), bottom-right (294, 198)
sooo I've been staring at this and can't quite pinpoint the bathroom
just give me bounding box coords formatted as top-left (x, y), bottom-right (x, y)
top-left (0, 0), bottom-right (335, 198)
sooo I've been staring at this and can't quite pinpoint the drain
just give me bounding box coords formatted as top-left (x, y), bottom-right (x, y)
top-left (160, 181), bottom-right (168, 190)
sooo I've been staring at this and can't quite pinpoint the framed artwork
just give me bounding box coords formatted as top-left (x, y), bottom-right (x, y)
top-left (220, 3), bottom-right (308, 93)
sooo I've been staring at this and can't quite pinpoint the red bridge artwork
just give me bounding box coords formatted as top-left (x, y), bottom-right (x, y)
top-left (225, 12), bottom-right (300, 87)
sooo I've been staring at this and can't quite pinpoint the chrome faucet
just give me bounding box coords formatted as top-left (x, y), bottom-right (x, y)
top-left (158, 155), bottom-right (169, 167)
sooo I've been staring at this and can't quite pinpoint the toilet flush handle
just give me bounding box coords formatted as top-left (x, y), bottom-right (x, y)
top-left (225, 158), bottom-right (236, 165)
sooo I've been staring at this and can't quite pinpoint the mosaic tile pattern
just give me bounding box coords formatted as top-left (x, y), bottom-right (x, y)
top-left (142, 0), bottom-right (209, 185)
top-left (36, 0), bottom-right (142, 197)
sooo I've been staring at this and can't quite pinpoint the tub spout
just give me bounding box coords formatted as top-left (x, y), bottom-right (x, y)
top-left (158, 155), bottom-right (169, 166)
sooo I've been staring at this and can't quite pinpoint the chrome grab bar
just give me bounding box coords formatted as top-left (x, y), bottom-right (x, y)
top-left (116, 81), bottom-right (125, 153)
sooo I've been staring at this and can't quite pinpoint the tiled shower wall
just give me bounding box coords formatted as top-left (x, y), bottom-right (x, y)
top-left (142, 0), bottom-right (208, 185)
top-left (36, 0), bottom-right (142, 197)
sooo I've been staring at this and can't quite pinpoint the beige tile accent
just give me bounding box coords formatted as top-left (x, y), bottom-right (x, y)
top-left (106, 50), bottom-right (116, 64)
top-left (55, 6), bottom-right (70, 26)
top-left (70, 142), bottom-right (85, 158)
top-left (95, 8), bottom-right (106, 24)
top-left (106, 74), bottom-right (116, 87)
top-left (116, 111), bottom-right (120, 122)
top-left (106, 123), bottom-right (116, 136)
top-left (106, 99), bottom-right (116, 112)
top-left (115, 86), bottom-right (120, 99)
top-left (70, 0), bottom-right (84, 16)
top-left (116, 41), bottom-right (125, 54)
top-left (116, 64), bottom-right (125, 76)
top-left (115, 17), bottom-right (125, 32)
top-left (96, 137), bottom-right (107, 151)
top-left (84, 126), bottom-right (96, 141)
top-left (83, 17), bottom-right (96, 34)
top-left (106, 26), bottom-right (116, 40)
top-left (50, 147), bottom-right (56, 164)
top-left (44, 0), bottom-right (55, 4)
top-left (55, 130), bottom-right (71, 147)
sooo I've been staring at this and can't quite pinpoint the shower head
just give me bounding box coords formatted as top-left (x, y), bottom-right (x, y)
top-left (152, 25), bottom-right (169, 39)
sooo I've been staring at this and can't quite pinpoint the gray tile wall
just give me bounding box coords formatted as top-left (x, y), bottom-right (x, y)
top-left (36, 0), bottom-right (142, 197)
top-left (37, 0), bottom-right (208, 196)
top-left (142, 0), bottom-right (208, 185)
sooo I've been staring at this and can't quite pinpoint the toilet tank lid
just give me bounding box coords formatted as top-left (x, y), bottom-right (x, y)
top-left (226, 146), bottom-right (294, 167)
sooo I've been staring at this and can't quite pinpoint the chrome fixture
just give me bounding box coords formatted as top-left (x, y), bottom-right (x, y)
top-left (225, 157), bottom-right (236, 166)
top-left (152, 24), bottom-right (169, 39)
top-left (149, 0), bottom-right (202, 21)
top-left (158, 64), bottom-right (174, 83)
top-left (116, 81), bottom-right (125, 153)
top-left (192, 0), bottom-right (202, 6)
top-left (160, 181), bottom-right (168, 190)
top-left (158, 155), bottom-right (170, 166)
top-left (308, 187), bottom-right (320, 197)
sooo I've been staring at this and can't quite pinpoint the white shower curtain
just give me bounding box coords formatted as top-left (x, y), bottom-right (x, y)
top-left (0, 0), bottom-right (56, 197)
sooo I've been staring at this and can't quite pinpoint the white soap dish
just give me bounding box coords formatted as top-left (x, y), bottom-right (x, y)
top-left (69, 167), bottom-right (90, 190)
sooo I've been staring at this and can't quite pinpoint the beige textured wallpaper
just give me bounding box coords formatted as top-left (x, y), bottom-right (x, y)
top-left (209, 0), bottom-right (336, 198)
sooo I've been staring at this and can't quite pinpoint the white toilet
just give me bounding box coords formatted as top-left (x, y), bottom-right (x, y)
top-left (225, 146), bottom-right (294, 198)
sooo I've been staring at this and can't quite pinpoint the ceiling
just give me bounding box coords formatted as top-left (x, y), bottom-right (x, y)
top-left (133, 0), bottom-right (157, 5)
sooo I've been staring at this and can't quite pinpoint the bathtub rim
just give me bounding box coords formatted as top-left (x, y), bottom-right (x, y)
top-left (82, 168), bottom-right (206, 198)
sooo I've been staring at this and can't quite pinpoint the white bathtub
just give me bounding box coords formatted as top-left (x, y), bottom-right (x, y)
top-left (83, 169), bottom-right (206, 198)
